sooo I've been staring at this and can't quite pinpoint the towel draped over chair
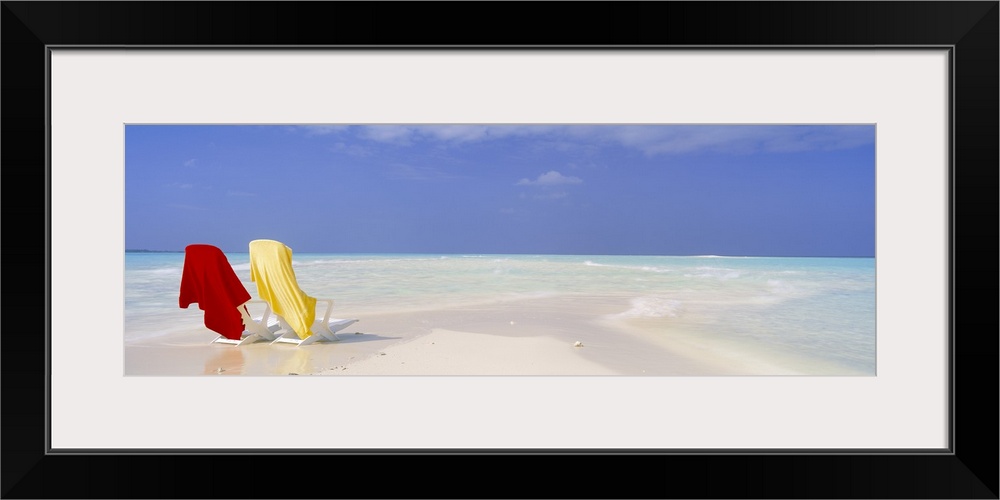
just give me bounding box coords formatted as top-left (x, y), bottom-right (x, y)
top-left (248, 239), bottom-right (318, 339)
top-left (179, 244), bottom-right (252, 340)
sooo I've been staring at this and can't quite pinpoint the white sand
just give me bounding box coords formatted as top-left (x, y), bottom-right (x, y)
top-left (319, 328), bottom-right (620, 376)
top-left (125, 294), bottom-right (848, 376)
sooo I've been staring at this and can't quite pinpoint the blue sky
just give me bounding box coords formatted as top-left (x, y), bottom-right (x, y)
top-left (124, 124), bottom-right (875, 256)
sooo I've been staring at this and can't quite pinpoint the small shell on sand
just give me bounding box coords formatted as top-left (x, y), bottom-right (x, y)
top-left (573, 341), bottom-right (583, 347)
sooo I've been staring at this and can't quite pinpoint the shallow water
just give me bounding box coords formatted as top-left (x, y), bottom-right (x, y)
top-left (125, 252), bottom-right (876, 375)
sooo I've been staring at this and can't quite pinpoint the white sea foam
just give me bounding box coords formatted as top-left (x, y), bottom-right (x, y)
top-left (767, 279), bottom-right (796, 293)
top-left (292, 256), bottom-right (444, 267)
top-left (686, 266), bottom-right (741, 280)
top-left (145, 267), bottom-right (182, 275)
top-left (583, 260), bottom-right (671, 273)
top-left (613, 297), bottom-right (683, 319)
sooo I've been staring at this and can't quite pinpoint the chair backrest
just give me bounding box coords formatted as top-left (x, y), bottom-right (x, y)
top-left (248, 239), bottom-right (317, 339)
top-left (179, 244), bottom-right (252, 340)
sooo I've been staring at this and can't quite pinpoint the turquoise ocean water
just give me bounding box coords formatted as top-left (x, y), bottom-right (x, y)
top-left (124, 253), bottom-right (876, 374)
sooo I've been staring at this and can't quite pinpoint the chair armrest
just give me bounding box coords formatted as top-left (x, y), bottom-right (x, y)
top-left (241, 299), bottom-right (273, 324)
top-left (317, 298), bottom-right (334, 324)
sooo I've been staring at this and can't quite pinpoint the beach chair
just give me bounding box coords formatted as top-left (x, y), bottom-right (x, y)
top-left (248, 239), bottom-right (359, 346)
top-left (179, 243), bottom-right (281, 346)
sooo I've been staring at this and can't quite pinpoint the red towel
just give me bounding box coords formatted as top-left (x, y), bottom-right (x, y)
top-left (179, 244), bottom-right (252, 340)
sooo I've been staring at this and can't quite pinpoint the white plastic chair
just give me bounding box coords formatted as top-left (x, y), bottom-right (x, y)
top-left (211, 300), bottom-right (283, 346)
top-left (181, 243), bottom-right (282, 347)
top-left (248, 239), bottom-right (359, 346)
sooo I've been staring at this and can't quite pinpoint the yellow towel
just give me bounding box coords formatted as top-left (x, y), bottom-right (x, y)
top-left (249, 239), bottom-right (317, 339)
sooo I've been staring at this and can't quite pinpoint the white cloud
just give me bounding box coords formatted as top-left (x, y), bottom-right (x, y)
top-left (302, 124), bottom-right (874, 157)
top-left (183, 159), bottom-right (197, 167)
top-left (297, 125), bottom-right (350, 136)
top-left (589, 125), bottom-right (875, 156)
top-left (356, 124), bottom-right (874, 156)
top-left (422, 125), bottom-right (492, 142)
top-left (420, 125), bottom-right (561, 144)
top-left (331, 142), bottom-right (370, 157)
top-left (516, 170), bottom-right (583, 186)
top-left (356, 125), bottom-right (563, 146)
top-left (360, 125), bottom-right (415, 145)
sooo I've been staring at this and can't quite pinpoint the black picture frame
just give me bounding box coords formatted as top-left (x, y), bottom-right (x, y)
top-left (3, 1), bottom-right (997, 498)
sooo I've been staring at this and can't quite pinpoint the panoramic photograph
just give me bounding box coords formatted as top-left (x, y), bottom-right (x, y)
top-left (124, 124), bottom-right (876, 376)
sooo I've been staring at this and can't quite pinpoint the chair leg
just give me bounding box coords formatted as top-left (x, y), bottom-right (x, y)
top-left (321, 329), bottom-right (341, 342)
top-left (298, 334), bottom-right (321, 346)
top-left (236, 333), bottom-right (262, 346)
top-left (271, 335), bottom-right (302, 346)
